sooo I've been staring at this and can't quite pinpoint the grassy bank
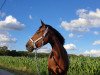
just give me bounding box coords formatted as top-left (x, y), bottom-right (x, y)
top-left (0, 56), bottom-right (100, 75)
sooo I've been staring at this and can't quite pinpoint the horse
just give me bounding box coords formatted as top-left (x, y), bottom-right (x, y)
top-left (26, 21), bottom-right (69, 75)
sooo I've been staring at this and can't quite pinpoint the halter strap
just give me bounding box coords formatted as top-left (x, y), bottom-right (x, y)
top-left (30, 27), bottom-right (48, 49)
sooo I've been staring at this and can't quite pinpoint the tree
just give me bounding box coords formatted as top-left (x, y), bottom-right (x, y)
top-left (0, 46), bottom-right (8, 50)
top-left (0, 46), bottom-right (9, 56)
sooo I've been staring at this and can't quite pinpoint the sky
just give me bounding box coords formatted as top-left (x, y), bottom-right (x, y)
top-left (0, 0), bottom-right (100, 56)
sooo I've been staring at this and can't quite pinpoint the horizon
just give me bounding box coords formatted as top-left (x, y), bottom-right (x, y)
top-left (0, 0), bottom-right (100, 56)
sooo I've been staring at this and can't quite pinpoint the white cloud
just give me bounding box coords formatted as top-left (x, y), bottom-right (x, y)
top-left (77, 35), bottom-right (83, 38)
top-left (0, 42), bottom-right (7, 47)
top-left (64, 43), bottom-right (76, 50)
top-left (94, 31), bottom-right (99, 35)
top-left (29, 14), bottom-right (33, 20)
top-left (84, 49), bottom-right (100, 57)
top-left (61, 8), bottom-right (100, 32)
top-left (37, 48), bottom-right (51, 53)
top-left (93, 40), bottom-right (100, 45)
top-left (0, 15), bottom-right (25, 30)
top-left (68, 33), bottom-right (83, 39)
top-left (69, 33), bottom-right (74, 38)
top-left (34, 47), bottom-right (51, 53)
top-left (0, 32), bottom-right (16, 46)
top-left (0, 15), bottom-right (25, 47)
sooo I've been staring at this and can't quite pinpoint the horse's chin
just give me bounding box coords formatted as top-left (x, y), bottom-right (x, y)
top-left (26, 47), bottom-right (34, 52)
top-left (28, 49), bottom-right (34, 52)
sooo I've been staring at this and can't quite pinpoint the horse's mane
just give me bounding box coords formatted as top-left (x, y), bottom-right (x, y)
top-left (46, 25), bottom-right (65, 45)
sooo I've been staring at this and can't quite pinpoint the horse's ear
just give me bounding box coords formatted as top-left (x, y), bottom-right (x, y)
top-left (41, 20), bottom-right (45, 26)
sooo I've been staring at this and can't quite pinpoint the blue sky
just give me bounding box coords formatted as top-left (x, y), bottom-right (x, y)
top-left (0, 0), bottom-right (100, 56)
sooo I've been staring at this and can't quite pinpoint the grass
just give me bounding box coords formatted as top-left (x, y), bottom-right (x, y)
top-left (0, 56), bottom-right (100, 75)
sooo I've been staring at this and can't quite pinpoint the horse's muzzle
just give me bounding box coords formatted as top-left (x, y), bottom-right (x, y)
top-left (26, 44), bottom-right (34, 52)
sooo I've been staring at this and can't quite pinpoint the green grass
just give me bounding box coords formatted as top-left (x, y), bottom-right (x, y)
top-left (68, 56), bottom-right (100, 75)
top-left (0, 56), bottom-right (100, 75)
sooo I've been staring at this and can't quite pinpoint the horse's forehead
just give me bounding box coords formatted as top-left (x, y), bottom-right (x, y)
top-left (38, 25), bottom-right (47, 31)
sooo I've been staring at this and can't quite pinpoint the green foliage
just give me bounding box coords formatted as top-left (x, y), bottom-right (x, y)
top-left (0, 56), bottom-right (100, 75)
top-left (68, 56), bottom-right (100, 75)
top-left (0, 46), bottom-right (8, 50)
top-left (0, 46), bottom-right (49, 57)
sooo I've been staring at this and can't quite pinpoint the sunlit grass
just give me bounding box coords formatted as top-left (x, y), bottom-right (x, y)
top-left (0, 56), bottom-right (100, 75)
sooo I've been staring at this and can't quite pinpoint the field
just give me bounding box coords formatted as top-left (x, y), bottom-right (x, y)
top-left (0, 55), bottom-right (100, 75)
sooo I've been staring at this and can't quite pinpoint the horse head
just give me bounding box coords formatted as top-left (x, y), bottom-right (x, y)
top-left (26, 21), bottom-right (50, 52)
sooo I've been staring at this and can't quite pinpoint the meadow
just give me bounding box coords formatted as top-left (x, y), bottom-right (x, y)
top-left (0, 55), bottom-right (100, 75)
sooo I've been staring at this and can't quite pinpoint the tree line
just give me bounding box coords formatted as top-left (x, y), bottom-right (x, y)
top-left (0, 46), bottom-right (81, 58)
top-left (0, 46), bottom-right (49, 57)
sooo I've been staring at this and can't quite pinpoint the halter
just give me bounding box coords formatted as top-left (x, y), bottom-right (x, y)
top-left (30, 27), bottom-right (48, 49)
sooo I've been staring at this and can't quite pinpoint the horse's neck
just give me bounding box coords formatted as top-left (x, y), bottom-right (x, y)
top-left (49, 35), bottom-right (63, 56)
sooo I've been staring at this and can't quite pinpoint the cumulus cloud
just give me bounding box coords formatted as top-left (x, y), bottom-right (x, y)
top-left (0, 32), bottom-right (16, 46)
top-left (93, 40), bottom-right (100, 45)
top-left (35, 47), bottom-right (51, 53)
top-left (77, 35), bottom-right (83, 38)
top-left (0, 42), bottom-right (8, 47)
top-left (0, 15), bottom-right (25, 30)
top-left (94, 31), bottom-right (99, 35)
top-left (61, 8), bottom-right (100, 32)
top-left (69, 33), bottom-right (74, 38)
top-left (64, 43), bottom-right (76, 50)
top-left (84, 49), bottom-right (100, 57)
top-left (37, 48), bottom-right (51, 53)
top-left (68, 33), bottom-right (83, 39)
top-left (29, 14), bottom-right (33, 20)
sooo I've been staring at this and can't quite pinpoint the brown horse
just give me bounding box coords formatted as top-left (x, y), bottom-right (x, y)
top-left (26, 21), bottom-right (69, 75)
